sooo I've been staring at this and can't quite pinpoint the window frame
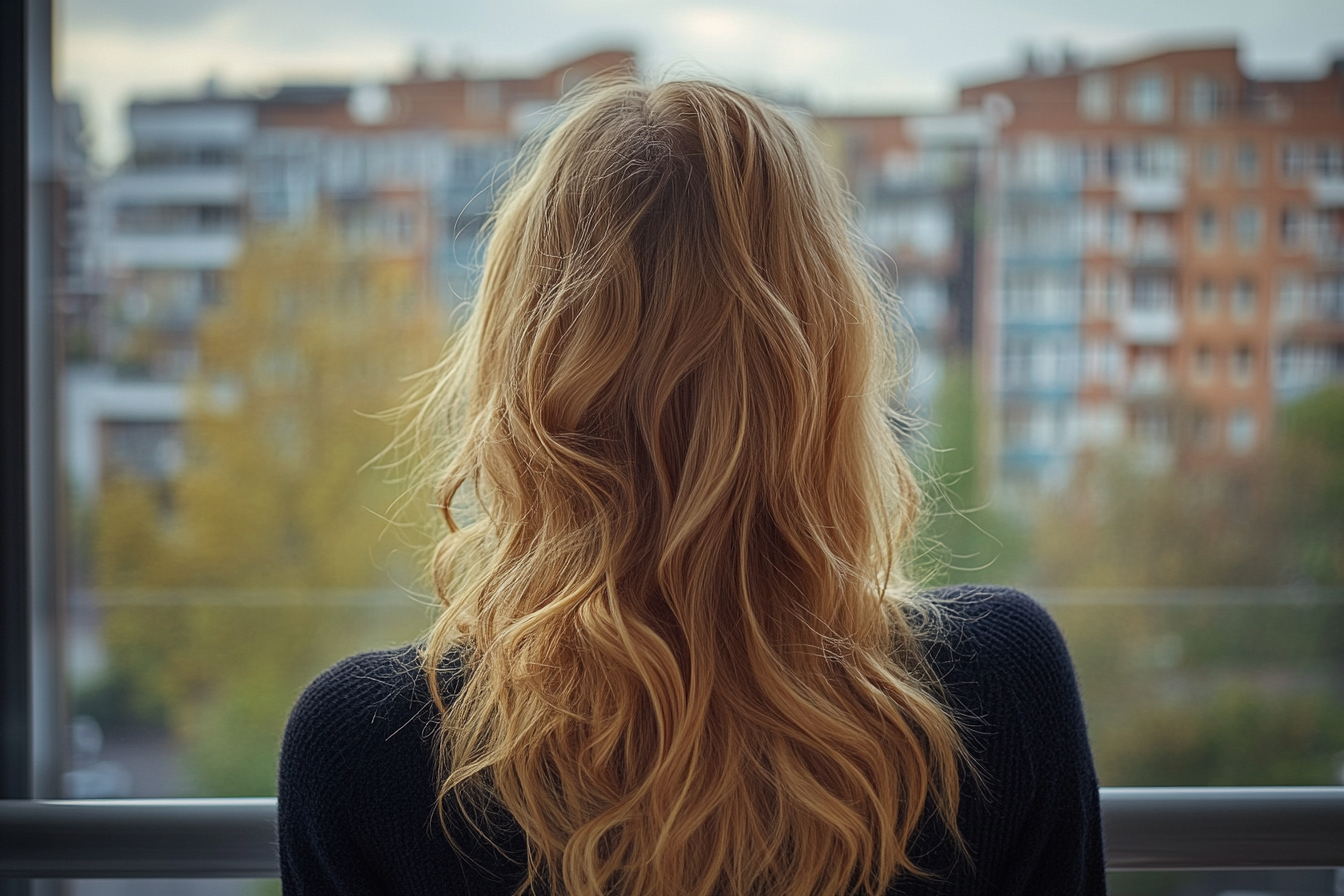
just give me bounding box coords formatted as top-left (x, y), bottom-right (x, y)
top-left (2, 0), bottom-right (34, 811)
top-left (3, 2), bottom-right (1344, 886)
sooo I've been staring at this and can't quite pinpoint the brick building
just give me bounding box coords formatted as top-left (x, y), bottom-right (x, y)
top-left (958, 44), bottom-right (1344, 498)
top-left (816, 109), bottom-right (995, 422)
top-left (72, 49), bottom-right (634, 499)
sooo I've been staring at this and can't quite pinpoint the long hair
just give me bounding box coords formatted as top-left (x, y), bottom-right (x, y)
top-left (415, 79), bottom-right (964, 896)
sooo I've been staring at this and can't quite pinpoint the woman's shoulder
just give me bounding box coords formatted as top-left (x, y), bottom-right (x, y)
top-left (916, 584), bottom-right (1072, 686)
top-left (286, 648), bottom-right (429, 742)
top-left (279, 648), bottom-right (431, 796)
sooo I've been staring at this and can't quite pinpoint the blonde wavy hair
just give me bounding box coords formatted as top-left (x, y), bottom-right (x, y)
top-left (414, 78), bottom-right (964, 896)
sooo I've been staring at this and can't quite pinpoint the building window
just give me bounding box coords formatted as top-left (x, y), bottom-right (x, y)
top-left (1277, 273), bottom-right (1306, 323)
top-left (1236, 142), bottom-right (1260, 185)
top-left (1084, 272), bottom-right (1106, 317)
top-left (1316, 274), bottom-right (1344, 321)
top-left (1126, 72), bottom-right (1171, 122)
top-left (1197, 207), bottom-right (1219, 252)
top-left (1186, 76), bottom-right (1224, 122)
top-left (1231, 277), bottom-right (1256, 320)
top-left (1280, 142), bottom-right (1307, 181)
top-left (1192, 344), bottom-right (1215, 385)
top-left (1227, 407), bottom-right (1257, 454)
top-left (1079, 73), bottom-right (1112, 121)
top-left (1196, 278), bottom-right (1219, 318)
top-left (1234, 206), bottom-right (1262, 252)
top-left (1133, 273), bottom-right (1175, 312)
top-left (1230, 344), bottom-right (1254, 387)
top-left (1190, 407), bottom-right (1217, 450)
top-left (1280, 207), bottom-right (1307, 251)
top-left (1316, 143), bottom-right (1344, 178)
top-left (1105, 271), bottom-right (1127, 316)
top-left (1199, 142), bottom-right (1221, 183)
top-left (1133, 405), bottom-right (1171, 443)
top-left (1083, 337), bottom-right (1122, 384)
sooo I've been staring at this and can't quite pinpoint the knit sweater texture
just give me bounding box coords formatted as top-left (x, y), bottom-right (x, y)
top-left (278, 585), bottom-right (1108, 894)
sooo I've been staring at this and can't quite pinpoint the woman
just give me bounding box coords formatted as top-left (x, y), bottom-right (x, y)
top-left (279, 79), bottom-right (1106, 895)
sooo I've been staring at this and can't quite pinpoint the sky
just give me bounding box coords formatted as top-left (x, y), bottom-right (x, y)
top-left (58, 0), bottom-right (1344, 168)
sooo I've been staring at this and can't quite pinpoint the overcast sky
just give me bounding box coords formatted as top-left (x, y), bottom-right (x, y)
top-left (58, 0), bottom-right (1344, 167)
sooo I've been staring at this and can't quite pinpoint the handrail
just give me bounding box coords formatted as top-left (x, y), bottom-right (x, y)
top-left (2, 788), bottom-right (1343, 878)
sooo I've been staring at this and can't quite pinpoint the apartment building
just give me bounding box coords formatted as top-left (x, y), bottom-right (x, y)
top-left (959, 45), bottom-right (1344, 498)
top-left (816, 109), bottom-right (995, 420)
top-left (251, 49), bottom-right (635, 309)
top-left (70, 49), bottom-right (635, 499)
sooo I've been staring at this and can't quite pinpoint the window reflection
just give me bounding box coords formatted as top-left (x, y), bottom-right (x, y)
top-left (50, 5), bottom-right (1344, 853)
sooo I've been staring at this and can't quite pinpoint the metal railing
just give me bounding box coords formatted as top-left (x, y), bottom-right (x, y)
top-left (2, 787), bottom-right (1343, 878)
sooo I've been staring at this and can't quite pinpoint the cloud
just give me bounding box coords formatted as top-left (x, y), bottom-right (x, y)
top-left (56, 0), bottom-right (1344, 166)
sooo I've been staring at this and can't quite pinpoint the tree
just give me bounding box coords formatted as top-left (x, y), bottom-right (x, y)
top-left (93, 224), bottom-right (446, 794)
top-left (918, 353), bottom-right (1030, 586)
top-left (1274, 385), bottom-right (1344, 585)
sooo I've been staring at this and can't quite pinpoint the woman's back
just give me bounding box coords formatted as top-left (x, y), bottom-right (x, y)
top-left (280, 586), bottom-right (1105, 893)
top-left (278, 78), bottom-right (1106, 895)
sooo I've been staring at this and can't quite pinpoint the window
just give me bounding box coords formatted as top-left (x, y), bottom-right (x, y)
top-left (1132, 273), bottom-right (1174, 312)
top-left (1316, 143), bottom-right (1344, 178)
top-left (1232, 277), bottom-right (1257, 320)
top-left (1083, 337), bottom-right (1122, 384)
top-left (1190, 407), bottom-right (1217, 450)
top-left (1277, 272), bottom-right (1306, 322)
top-left (1280, 207), bottom-right (1307, 250)
top-left (1227, 407), bottom-right (1258, 454)
top-left (1199, 141), bottom-right (1222, 183)
top-left (1230, 344), bottom-right (1254, 387)
top-left (1234, 206), bottom-right (1262, 252)
top-left (1085, 271), bottom-right (1126, 320)
top-left (1126, 72), bottom-right (1171, 122)
top-left (15, 9), bottom-right (1344, 887)
top-left (1196, 207), bottom-right (1219, 252)
top-left (1236, 142), bottom-right (1260, 185)
top-left (1132, 403), bottom-right (1171, 442)
top-left (1196, 278), bottom-right (1219, 318)
top-left (1079, 72), bottom-right (1112, 121)
top-left (1192, 344), bottom-right (1215, 385)
top-left (1280, 142), bottom-right (1307, 181)
top-left (1186, 75), bottom-right (1224, 122)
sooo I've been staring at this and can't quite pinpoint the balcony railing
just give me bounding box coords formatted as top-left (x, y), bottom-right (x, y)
top-left (2, 788), bottom-right (1343, 878)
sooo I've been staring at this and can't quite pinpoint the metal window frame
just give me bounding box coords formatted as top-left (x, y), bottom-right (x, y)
top-left (1, 788), bottom-right (1344, 878)
top-left (1, 0), bottom-right (1342, 886)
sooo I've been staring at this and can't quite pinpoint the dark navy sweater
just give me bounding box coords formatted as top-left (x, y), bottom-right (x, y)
top-left (278, 586), bottom-right (1107, 894)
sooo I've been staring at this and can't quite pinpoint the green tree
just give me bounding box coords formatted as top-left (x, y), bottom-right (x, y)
top-left (919, 353), bottom-right (1030, 586)
top-left (1274, 385), bottom-right (1344, 584)
top-left (93, 225), bottom-right (445, 794)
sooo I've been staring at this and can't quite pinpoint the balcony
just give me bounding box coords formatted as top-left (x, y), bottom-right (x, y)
top-left (1117, 175), bottom-right (1185, 211)
top-left (1127, 368), bottom-right (1173, 398)
top-left (1129, 232), bottom-right (1178, 266)
top-left (106, 169), bottom-right (246, 206)
top-left (1311, 176), bottom-right (1344, 209)
top-left (1119, 308), bottom-right (1180, 345)
top-left (108, 231), bottom-right (242, 270)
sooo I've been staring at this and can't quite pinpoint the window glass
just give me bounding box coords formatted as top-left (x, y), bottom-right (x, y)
top-left (1126, 72), bottom-right (1171, 122)
top-left (1236, 141), bottom-right (1260, 184)
top-left (1185, 75), bottom-right (1222, 122)
top-left (1280, 141), bottom-right (1306, 180)
top-left (1232, 276), bottom-right (1257, 320)
top-left (1198, 141), bottom-right (1221, 183)
top-left (1235, 205), bottom-right (1262, 252)
top-left (1196, 206), bottom-right (1218, 251)
top-left (37, 12), bottom-right (1344, 896)
top-left (1079, 73), bottom-right (1112, 121)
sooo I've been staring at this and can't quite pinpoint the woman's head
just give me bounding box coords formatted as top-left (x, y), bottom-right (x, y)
top-left (418, 78), bottom-right (961, 896)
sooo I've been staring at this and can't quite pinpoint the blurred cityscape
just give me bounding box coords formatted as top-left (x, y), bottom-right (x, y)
top-left (56, 43), bottom-right (1344, 505)
top-left (47, 38), bottom-right (1344, 896)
